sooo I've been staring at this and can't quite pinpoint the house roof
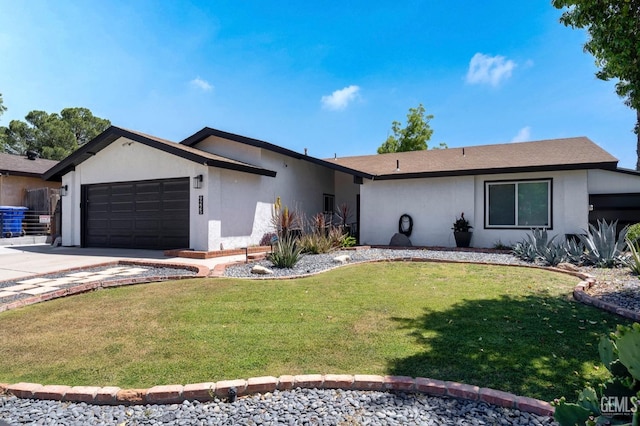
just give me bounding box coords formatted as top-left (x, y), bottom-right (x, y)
top-left (0, 152), bottom-right (59, 179)
top-left (181, 127), bottom-right (373, 179)
top-left (43, 126), bottom-right (278, 181)
top-left (327, 137), bottom-right (619, 180)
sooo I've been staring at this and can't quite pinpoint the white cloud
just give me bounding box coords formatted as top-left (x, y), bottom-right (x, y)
top-left (511, 126), bottom-right (531, 142)
top-left (190, 77), bottom-right (213, 92)
top-left (321, 85), bottom-right (360, 110)
top-left (466, 53), bottom-right (516, 87)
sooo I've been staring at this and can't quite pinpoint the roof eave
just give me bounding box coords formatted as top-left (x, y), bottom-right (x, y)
top-left (371, 161), bottom-right (619, 180)
top-left (43, 126), bottom-right (277, 180)
top-left (182, 127), bottom-right (373, 179)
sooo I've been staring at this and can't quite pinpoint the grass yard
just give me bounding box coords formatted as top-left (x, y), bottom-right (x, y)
top-left (0, 262), bottom-right (630, 402)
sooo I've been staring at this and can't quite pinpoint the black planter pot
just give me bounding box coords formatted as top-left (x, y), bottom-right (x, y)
top-left (454, 231), bottom-right (472, 248)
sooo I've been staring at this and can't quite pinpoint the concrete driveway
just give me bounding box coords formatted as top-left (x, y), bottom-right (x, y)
top-left (0, 244), bottom-right (245, 281)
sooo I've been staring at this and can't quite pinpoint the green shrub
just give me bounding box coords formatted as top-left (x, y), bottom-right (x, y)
top-left (492, 240), bottom-right (512, 250)
top-left (627, 223), bottom-right (640, 247)
top-left (341, 235), bottom-right (356, 247)
top-left (268, 236), bottom-right (302, 268)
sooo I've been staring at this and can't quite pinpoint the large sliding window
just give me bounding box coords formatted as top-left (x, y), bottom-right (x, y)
top-left (485, 179), bottom-right (552, 228)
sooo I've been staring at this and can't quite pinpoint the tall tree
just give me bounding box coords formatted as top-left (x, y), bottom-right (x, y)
top-left (378, 104), bottom-right (439, 153)
top-left (553, 0), bottom-right (640, 170)
top-left (0, 93), bottom-right (6, 120)
top-left (0, 107), bottom-right (110, 160)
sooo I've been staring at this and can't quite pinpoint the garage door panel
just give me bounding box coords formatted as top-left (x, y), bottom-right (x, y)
top-left (589, 193), bottom-right (640, 232)
top-left (83, 178), bottom-right (190, 249)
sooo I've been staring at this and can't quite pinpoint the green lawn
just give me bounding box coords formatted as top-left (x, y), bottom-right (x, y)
top-left (0, 262), bottom-right (629, 402)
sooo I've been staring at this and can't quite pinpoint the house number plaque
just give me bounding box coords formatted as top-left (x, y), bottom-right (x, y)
top-left (198, 195), bottom-right (203, 215)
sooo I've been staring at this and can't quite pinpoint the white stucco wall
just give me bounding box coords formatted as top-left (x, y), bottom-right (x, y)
top-left (195, 136), bottom-right (358, 250)
top-left (588, 169), bottom-right (640, 194)
top-left (359, 170), bottom-right (590, 248)
top-left (359, 175), bottom-right (475, 247)
top-left (61, 137), bottom-right (208, 248)
top-left (334, 171), bottom-right (360, 227)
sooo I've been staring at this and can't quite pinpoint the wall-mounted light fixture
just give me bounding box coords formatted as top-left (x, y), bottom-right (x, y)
top-left (60, 184), bottom-right (68, 196)
top-left (193, 174), bottom-right (203, 189)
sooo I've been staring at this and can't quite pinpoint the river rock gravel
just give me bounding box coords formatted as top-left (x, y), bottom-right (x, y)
top-left (0, 388), bottom-right (557, 425)
top-left (223, 248), bottom-right (529, 279)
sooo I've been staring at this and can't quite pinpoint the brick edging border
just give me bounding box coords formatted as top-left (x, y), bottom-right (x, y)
top-left (573, 278), bottom-right (640, 321)
top-left (0, 261), bottom-right (209, 313)
top-left (0, 374), bottom-right (554, 417)
top-left (5, 254), bottom-right (633, 419)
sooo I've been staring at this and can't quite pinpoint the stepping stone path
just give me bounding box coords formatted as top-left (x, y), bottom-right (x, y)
top-left (0, 267), bottom-right (148, 301)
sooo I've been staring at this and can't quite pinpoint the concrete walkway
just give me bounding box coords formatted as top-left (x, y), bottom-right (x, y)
top-left (0, 244), bottom-right (246, 281)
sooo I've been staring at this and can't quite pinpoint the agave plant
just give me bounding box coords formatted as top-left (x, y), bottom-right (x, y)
top-left (623, 238), bottom-right (640, 275)
top-left (268, 235), bottom-right (303, 268)
top-left (512, 240), bottom-right (541, 263)
top-left (578, 219), bottom-right (629, 268)
top-left (539, 242), bottom-right (566, 266)
top-left (524, 228), bottom-right (552, 256)
top-left (562, 237), bottom-right (585, 265)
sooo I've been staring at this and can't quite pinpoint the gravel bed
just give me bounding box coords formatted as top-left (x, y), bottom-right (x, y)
top-left (224, 248), bottom-right (529, 278)
top-left (582, 266), bottom-right (640, 312)
top-left (0, 388), bottom-right (556, 425)
top-left (225, 248), bottom-right (640, 315)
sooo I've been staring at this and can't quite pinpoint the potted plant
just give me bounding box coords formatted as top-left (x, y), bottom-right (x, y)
top-left (452, 212), bottom-right (473, 248)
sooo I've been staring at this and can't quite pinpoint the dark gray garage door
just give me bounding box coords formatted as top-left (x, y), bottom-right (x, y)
top-left (82, 178), bottom-right (190, 249)
top-left (589, 193), bottom-right (640, 229)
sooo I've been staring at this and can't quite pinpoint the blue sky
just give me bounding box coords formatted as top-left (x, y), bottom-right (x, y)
top-left (0, 1), bottom-right (637, 168)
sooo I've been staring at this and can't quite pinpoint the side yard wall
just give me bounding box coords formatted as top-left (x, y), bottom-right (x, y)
top-left (0, 175), bottom-right (59, 206)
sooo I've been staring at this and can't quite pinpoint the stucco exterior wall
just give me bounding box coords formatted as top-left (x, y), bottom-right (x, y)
top-left (195, 136), bottom-right (348, 250)
top-left (588, 169), bottom-right (640, 194)
top-left (359, 170), bottom-right (590, 248)
top-left (61, 137), bottom-right (208, 248)
top-left (359, 175), bottom-right (475, 247)
top-left (334, 171), bottom-right (360, 227)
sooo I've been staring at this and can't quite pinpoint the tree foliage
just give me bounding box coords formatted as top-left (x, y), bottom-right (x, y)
top-left (0, 94), bottom-right (6, 120)
top-left (0, 107), bottom-right (110, 160)
top-left (553, 0), bottom-right (640, 170)
top-left (378, 104), bottom-right (442, 154)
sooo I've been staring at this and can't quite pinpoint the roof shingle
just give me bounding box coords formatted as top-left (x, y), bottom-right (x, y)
top-left (0, 152), bottom-right (59, 177)
top-left (327, 137), bottom-right (618, 179)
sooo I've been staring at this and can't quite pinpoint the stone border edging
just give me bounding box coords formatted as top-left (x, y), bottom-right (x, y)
top-left (0, 374), bottom-right (554, 417)
top-left (573, 278), bottom-right (640, 321)
top-left (5, 252), bottom-right (626, 419)
top-left (0, 260), bottom-right (209, 313)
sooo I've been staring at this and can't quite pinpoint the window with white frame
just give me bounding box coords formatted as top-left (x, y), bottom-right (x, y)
top-left (485, 179), bottom-right (552, 228)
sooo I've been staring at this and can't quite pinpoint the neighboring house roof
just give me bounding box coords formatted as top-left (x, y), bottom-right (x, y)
top-left (327, 137), bottom-right (619, 180)
top-left (181, 127), bottom-right (373, 179)
top-left (43, 126), bottom-right (278, 181)
top-left (0, 152), bottom-right (59, 179)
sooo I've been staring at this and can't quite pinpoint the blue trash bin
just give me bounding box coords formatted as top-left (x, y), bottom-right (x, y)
top-left (0, 206), bottom-right (28, 238)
